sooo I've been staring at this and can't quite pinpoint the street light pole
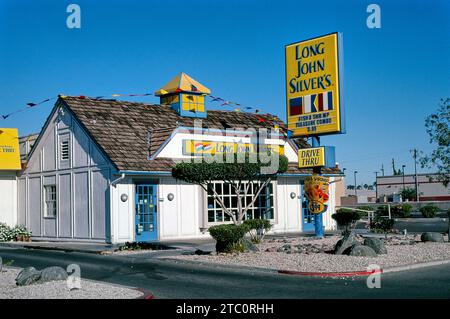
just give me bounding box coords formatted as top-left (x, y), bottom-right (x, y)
top-left (354, 171), bottom-right (358, 197)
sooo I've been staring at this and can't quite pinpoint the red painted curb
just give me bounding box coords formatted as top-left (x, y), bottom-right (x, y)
top-left (136, 288), bottom-right (156, 299)
top-left (278, 269), bottom-right (383, 277)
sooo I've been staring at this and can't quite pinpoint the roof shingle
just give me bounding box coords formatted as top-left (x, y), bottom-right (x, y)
top-left (60, 96), bottom-right (340, 175)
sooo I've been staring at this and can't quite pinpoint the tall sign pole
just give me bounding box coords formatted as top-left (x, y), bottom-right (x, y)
top-left (311, 136), bottom-right (324, 237)
top-left (285, 33), bottom-right (345, 238)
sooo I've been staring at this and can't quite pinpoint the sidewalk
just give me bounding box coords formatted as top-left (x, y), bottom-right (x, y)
top-left (0, 238), bottom-right (216, 255)
top-left (0, 241), bottom-right (120, 254)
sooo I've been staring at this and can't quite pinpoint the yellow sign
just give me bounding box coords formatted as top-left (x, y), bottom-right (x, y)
top-left (183, 140), bottom-right (284, 156)
top-left (0, 128), bottom-right (21, 170)
top-left (285, 33), bottom-right (344, 137)
top-left (298, 147), bottom-right (325, 168)
top-left (304, 174), bottom-right (330, 214)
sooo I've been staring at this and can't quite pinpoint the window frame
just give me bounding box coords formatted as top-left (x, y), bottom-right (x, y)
top-left (44, 184), bottom-right (57, 218)
top-left (204, 180), bottom-right (277, 225)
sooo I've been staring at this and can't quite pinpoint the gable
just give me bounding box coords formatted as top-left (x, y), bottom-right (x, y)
top-left (22, 104), bottom-right (113, 175)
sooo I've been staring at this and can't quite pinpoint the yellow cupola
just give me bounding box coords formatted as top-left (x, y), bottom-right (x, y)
top-left (155, 72), bottom-right (210, 118)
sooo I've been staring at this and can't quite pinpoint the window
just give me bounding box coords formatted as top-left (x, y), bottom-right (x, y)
top-left (44, 185), bottom-right (57, 218)
top-left (207, 181), bottom-right (274, 223)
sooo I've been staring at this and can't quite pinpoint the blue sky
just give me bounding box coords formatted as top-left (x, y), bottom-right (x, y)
top-left (0, 0), bottom-right (449, 185)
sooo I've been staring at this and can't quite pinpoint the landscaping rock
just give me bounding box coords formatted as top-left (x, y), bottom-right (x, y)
top-left (334, 232), bottom-right (357, 255)
top-left (15, 267), bottom-right (42, 286)
top-left (348, 244), bottom-right (377, 257)
top-left (242, 238), bottom-right (259, 252)
top-left (364, 237), bottom-right (387, 254)
top-left (277, 244), bottom-right (292, 253)
top-left (194, 249), bottom-right (212, 255)
top-left (39, 266), bottom-right (68, 283)
top-left (421, 232), bottom-right (444, 243)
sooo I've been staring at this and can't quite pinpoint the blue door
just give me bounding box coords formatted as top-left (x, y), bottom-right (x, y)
top-left (300, 182), bottom-right (315, 231)
top-left (135, 184), bottom-right (158, 242)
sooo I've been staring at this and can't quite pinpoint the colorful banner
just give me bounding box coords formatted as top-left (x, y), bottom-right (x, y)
top-left (304, 174), bottom-right (330, 214)
top-left (285, 33), bottom-right (344, 137)
top-left (0, 128), bottom-right (21, 170)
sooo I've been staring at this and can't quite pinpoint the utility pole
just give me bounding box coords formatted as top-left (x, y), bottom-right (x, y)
top-left (402, 164), bottom-right (406, 191)
top-left (411, 148), bottom-right (420, 202)
top-left (381, 164), bottom-right (385, 176)
top-left (374, 171), bottom-right (379, 202)
top-left (354, 170), bottom-right (358, 197)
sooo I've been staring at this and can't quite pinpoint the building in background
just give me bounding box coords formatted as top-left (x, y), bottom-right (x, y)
top-left (19, 133), bottom-right (39, 164)
top-left (377, 174), bottom-right (450, 202)
top-left (0, 128), bottom-right (21, 227)
top-left (12, 74), bottom-right (342, 243)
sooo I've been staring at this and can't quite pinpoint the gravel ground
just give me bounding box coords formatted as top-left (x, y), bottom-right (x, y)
top-left (0, 267), bottom-right (143, 299)
top-left (172, 235), bottom-right (450, 273)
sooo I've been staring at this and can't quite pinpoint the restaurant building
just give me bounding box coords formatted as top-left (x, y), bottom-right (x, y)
top-left (13, 74), bottom-right (341, 243)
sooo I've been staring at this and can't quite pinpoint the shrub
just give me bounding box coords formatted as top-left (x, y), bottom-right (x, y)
top-left (332, 209), bottom-right (362, 234)
top-left (208, 224), bottom-right (247, 253)
top-left (419, 205), bottom-right (440, 218)
top-left (356, 206), bottom-right (375, 218)
top-left (0, 223), bottom-right (13, 242)
top-left (377, 204), bottom-right (412, 218)
top-left (400, 187), bottom-right (417, 201)
top-left (11, 225), bottom-right (31, 241)
top-left (370, 218), bottom-right (395, 234)
top-left (242, 219), bottom-right (272, 243)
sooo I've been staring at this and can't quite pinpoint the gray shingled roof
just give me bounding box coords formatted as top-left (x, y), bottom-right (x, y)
top-left (60, 96), bottom-right (340, 175)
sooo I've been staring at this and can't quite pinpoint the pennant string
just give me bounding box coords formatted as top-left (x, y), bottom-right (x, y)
top-left (1, 92), bottom-right (153, 120)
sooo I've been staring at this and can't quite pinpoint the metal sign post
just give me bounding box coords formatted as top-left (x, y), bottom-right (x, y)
top-left (311, 136), bottom-right (324, 238)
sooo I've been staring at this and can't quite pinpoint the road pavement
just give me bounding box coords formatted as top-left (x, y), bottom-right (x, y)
top-left (0, 247), bottom-right (449, 298)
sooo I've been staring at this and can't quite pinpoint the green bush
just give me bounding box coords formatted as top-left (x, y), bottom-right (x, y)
top-left (357, 206), bottom-right (375, 212)
top-left (0, 223), bottom-right (13, 242)
top-left (419, 205), bottom-right (440, 218)
top-left (377, 204), bottom-right (412, 218)
top-left (208, 224), bottom-right (247, 253)
top-left (370, 218), bottom-right (395, 233)
top-left (11, 225), bottom-right (31, 240)
top-left (332, 209), bottom-right (362, 234)
top-left (242, 219), bottom-right (272, 243)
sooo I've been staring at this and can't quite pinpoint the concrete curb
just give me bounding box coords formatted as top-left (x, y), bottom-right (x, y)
top-left (163, 256), bottom-right (450, 278)
top-left (278, 269), bottom-right (383, 277)
top-left (160, 257), bottom-right (278, 275)
top-left (382, 258), bottom-right (450, 274)
top-left (0, 242), bottom-right (116, 255)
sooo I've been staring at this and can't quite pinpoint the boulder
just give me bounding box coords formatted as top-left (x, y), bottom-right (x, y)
top-left (38, 266), bottom-right (68, 283)
top-left (277, 244), bottom-right (292, 253)
top-left (16, 267), bottom-right (42, 286)
top-left (242, 238), bottom-right (259, 252)
top-left (348, 244), bottom-right (377, 257)
top-left (334, 232), bottom-right (358, 255)
top-left (363, 237), bottom-right (387, 254)
top-left (421, 232), bottom-right (444, 243)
